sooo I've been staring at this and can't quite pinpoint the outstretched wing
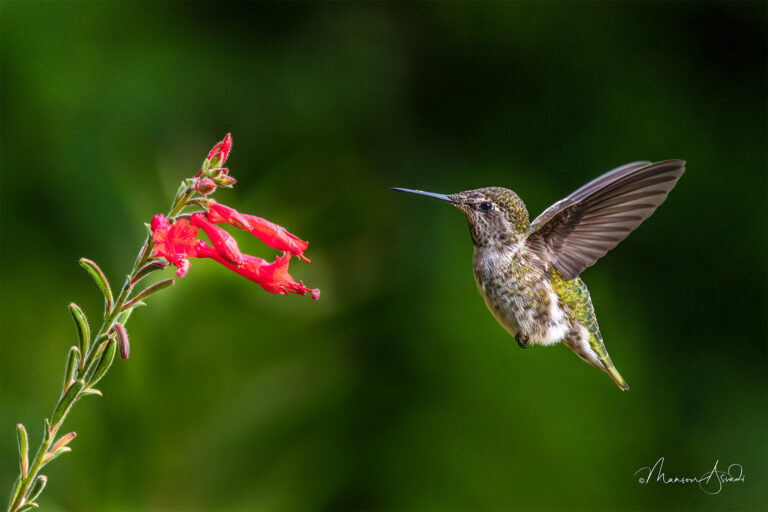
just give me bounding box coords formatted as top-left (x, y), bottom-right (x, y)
top-left (527, 160), bottom-right (685, 280)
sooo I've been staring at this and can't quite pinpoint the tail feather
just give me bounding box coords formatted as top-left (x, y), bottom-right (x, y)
top-left (605, 364), bottom-right (630, 391)
top-left (563, 333), bottom-right (630, 391)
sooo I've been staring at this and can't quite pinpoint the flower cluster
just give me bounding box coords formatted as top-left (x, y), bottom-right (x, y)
top-left (150, 135), bottom-right (319, 300)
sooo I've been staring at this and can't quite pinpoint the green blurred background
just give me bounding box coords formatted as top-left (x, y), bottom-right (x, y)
top-left (1, 2), bottom-right (765, 511)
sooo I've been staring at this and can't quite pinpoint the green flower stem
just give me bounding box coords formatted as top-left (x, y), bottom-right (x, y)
top-left (8, 184), bottom-right (195, 512)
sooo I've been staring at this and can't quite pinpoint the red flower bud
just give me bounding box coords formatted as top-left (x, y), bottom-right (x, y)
top-left (206, 133), bottom-right (232, 168)
top-left (112, 323), bottom-right (130, 359)
top-left (190, 212), bottom-right (244, 265)
top-left (195, 134), bottom-right (233, 178)
top-left (213, 174), bottom-right (237, 187)
top-left (150, 213), bottom-right (169, 232)
top-left (195, 177), bottom-right (217, 196)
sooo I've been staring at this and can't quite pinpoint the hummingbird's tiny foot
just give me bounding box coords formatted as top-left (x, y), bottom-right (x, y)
top-left (515, 332), bottom-right (529, 349)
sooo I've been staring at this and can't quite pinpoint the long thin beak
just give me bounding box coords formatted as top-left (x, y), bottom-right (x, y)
top-left (391, 187), bottom-right (457, 204)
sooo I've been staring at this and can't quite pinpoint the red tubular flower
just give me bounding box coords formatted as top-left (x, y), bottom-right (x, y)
top-left (206, 199), bottom-right (310, 262)
top-left (190, 212), bottom-right (244, 265)
top-left (151, 215), bottom-right (199, 277)
top-left (196, 242), bottom-right (319, 299)
top-left (151, 213), bottom-right (318, 299)
top-left (152, 133), bottom-right (318, 299)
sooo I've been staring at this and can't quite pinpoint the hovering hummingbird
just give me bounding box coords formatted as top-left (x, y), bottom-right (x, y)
top-left (394, 160), bottom-right (685, 390)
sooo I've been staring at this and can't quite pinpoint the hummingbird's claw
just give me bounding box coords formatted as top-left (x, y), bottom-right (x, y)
top-left (515, 332), bottom-right (529, 349)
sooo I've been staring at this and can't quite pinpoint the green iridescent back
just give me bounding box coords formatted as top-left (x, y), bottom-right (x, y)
top-left (548, 267), bottom-right (610, 362)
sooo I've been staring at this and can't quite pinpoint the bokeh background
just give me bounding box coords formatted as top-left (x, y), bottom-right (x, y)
top-left (1, 2), bottom-right (765, 511)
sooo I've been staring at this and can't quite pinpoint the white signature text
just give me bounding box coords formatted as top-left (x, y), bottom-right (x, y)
top-left (634, 457), bottom-right (744, 495)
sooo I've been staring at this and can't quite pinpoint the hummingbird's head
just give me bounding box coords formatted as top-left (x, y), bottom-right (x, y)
top-left (392, 186), bottom-right (530, 247)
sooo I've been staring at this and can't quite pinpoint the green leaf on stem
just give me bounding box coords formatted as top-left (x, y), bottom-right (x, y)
top-left (50, 379), bottom-right (84, 432)
top-left (8, 475), bottom-right (22, 511)
top-left (90, 338), bottom-right (111, 359)
top-left (49, 433), bottom-right (76, 455)
top-left (121, 302), bottom-right (147, 317)
top-left (87, 339), bottom-right (117, 388)
top-left (79, 258), bottom-right (114, 313)
top-left (130, 260), bottom-right (168, 286)
top-left (81, 388), bottom-right (103, 398)
top-left (16, 502), bottom-right (40, 511)
top-left (117, 307), bottom-right (135, 325)
top-left (16, 424), bottom-right (28, 478)
top-left (62, 346), bottom-right (81, 392)
top-left (176, 179), bottom-right (189, 197)
top-left (41, 445), bottom-right (71, 465)
top-left (123, 278), bottom-right (174, 309)
top-left (27, 475), bottom-right (47, 503)
top-left (68, 303), bottom-right (90, 361)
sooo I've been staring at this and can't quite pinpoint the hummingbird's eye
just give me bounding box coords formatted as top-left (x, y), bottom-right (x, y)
top-left (479, 201), bottom-right (492, 212)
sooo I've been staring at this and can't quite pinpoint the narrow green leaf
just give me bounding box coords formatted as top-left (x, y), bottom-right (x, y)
top-left (81, 388), bottom-right (103, 398)
top-left (79, 258), bottom-right (113, 313)
top-left (50, 432), bottom-right (76, 453)
top-left (92, 338), bottom-right (111, 358)
top-left (68, 303), bottom-right (90, 360)
top-left (83, 338), bottom-right (110, 381)
top-left (117, 307), bottom-right (134, 325)
top-left (118, 302), bottom-right (146, 328)
top-left (27, 475), bottom-right (47, 503)
top-left (62, 346), bottom-right (80, 392)
top-left (176, 179), bottom-right (189, 197)
top-left (8, 475), bottom-right (21, 511)
top-left (87, 339), bottom-right (117, 387)
top-left (16, 424), bottom-right (28, 478)
top-left (123, 278), bottom-right (174, 309)
top-left (50, 379), bottom-right (84, 430)
top-left (130, 260), bottom-right (168, 286)
top-left (42, 444), bottom-right (72, 465)
top-left (16, 502), bottom-right (39, 511)
top-left (43, 419), bottom-right (51, 441)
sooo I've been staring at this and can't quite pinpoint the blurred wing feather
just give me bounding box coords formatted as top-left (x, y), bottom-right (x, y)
top-left (527, 160), bottom-right (685, 280)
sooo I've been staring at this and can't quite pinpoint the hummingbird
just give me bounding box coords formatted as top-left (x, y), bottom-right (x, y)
top-left (394, 160), bottom-right (685, 390)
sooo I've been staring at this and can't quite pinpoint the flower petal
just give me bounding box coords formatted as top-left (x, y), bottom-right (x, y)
top-left (194, 243), bottom-right (318, 299)
top-left (206, 200), bottom-right (310, 261)
top-left (190, 212), bottom-right (244, 265)
top-left (151, 215), bottom-right (199, 276)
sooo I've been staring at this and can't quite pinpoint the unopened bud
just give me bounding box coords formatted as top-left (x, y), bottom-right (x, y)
top-left (112, 323), bottom-right (130, 359)
top-left (195, 177), bottom-right (217, 196)
top-left (206, 134), bottom-right (232, 169)
top-left (213, 174), bottom-right (237, 187)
